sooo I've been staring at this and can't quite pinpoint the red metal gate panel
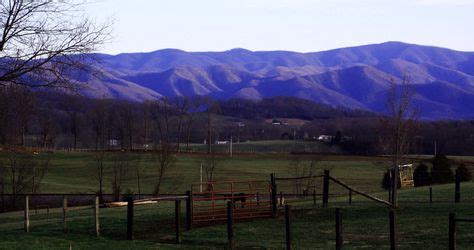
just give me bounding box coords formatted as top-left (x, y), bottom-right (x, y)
top-left (191, 180), bottom-right (272, 224)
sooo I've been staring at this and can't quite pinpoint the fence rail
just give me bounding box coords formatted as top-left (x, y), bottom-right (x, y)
top-left (329, 176), bottom-right (392, 206)
top-left (274, 174), bottom-right (324, 181)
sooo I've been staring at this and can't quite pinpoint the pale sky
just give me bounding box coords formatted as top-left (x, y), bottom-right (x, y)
top-left (86, 0), bottom-right (474, 54)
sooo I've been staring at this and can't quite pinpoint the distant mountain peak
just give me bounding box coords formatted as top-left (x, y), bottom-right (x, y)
top-left (227, 48), bottom-right (253, 53)
top-left (155, 48), bottom-right (188, 53)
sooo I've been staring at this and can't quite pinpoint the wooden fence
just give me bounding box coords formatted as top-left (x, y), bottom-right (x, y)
top-left (449, 213), bottom-right (474, 250)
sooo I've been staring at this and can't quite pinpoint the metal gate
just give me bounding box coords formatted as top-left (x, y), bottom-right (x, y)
top-left (191, 180), bottom-right (273, 224)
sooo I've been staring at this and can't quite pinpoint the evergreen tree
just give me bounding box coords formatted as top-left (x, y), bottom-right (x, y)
top-left (431, 154), bottom-right (453, 184)
top-left (456, 164), bottom-right (472, 182)
top-left (413, 162), bottom-right (431, 187)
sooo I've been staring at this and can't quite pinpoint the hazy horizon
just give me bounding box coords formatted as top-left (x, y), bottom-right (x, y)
top-left (95, 41), bottom-right (474, 56)
top-left (86, 0), bottom-right (474, 55)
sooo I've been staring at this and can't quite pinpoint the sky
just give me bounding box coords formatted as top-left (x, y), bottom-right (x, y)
top-left (85, 0), bottom-right (474, 54)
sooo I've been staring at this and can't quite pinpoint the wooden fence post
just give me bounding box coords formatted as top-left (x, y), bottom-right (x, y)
top-left (285, 205), bottom-right (292, 250)
top-left (63, 196), bottom-right (68, 233)
top-left (94, 196), bottom-right (100, 237)
top-left (390, 168), bottom-right (396, 206)
top-left (323, 170), bottom-right (330, 208)
top-left (271, 173), bottom-right (278, 218)
top-left (449, 213), bottom-right (456, 250)
top-left (454, 170), bottom-right (461, 203)
top-left (175, 199), bottom-right (181, 244)
top-left (335, 208), bottom-right (342, 250)
top-left (256, 192), bottom-right (260, 206)
top-left (349, 190), bottom-right (352, 205)
top-left (24, 195), bottom-right (30, 233)
top-left (429, 187), bottom-right (433, 204)
top-left (388, 188), bottom-right (392, 203)
top-left (1, 182), bottom-right (4, 213)
top-left (227, 201), bottom-right (234, 249)
top-left (389, 210), bottom-right (397, 250)
top-left (127, 197), bottom-right (134, 240)
top-left (185, 190), bottom-right (192, 231)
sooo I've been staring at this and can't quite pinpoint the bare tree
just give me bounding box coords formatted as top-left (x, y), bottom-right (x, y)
top-left (135, 164), bottom-right (143, 200)
top-left (117, 102), bottom-right (135, 151)
top-left (0, 85), bottom-right (35, 146)
top-left (184, 98), bottom-right (203, 152)
top-left (111, 153), bottom-right (128, 202)
top-left (207, 106), bottom-right (213, 154)
top-left (150, 98), bottom-right (176, 196)
top-left (94, 150), bottom-right (106, 203)
top-left (380, 76), bottom-right (418, 207)
top-left (173, 98), bottom-right (186, 152)
top-left (0, 0), bottom-right (111, 88)
top-left (1, 149), bottom-right (49, 208)
top-left (205, 100), bottom-right (221, 154)
top-left (0, 86), bottom-right (10, 145)
top-left (0, 158), bottom-right (5, 212)
top-left (88, 99), bottom-right (110, 203)
top-left (203, 150), bottom-right (219, 191)
top-left (12, 86), bottom-right (35, 146)
top-left (152, 141), bottom-right (175, 196)
top-left (37, 105), bottom-right (56, 149)
top-left (288, 157), bottom-right (321, 195)
top-left (64, 94), bottom-right (83, 150)
top-left (141, 101), bottom-right (152, 151)
top-left (89, 99), bottom-right (109, 150)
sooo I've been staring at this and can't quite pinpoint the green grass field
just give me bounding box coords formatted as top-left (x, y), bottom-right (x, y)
top-left (0, 151), bottom-right (473, 249)
top-left (0, 183), bottom-right (473, 249)
top-left (1, 151), bottom-right (398, 194)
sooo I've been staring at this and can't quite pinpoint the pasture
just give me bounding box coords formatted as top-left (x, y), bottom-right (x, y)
top-left (0, 149), bottom-right (473, 249)
top-left (1, 150), bottom-right (395, 194)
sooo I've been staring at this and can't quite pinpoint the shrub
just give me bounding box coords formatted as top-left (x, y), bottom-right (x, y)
top-left (413, 162), bottom-right (431, 187)
top-left (456, 165), bottom-right (472, 182)
top-left (431, 154), bottom-right (453, 184)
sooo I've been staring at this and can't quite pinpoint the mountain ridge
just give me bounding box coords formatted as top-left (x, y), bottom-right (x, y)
top-left (75, 41), bottom-right (474, 119)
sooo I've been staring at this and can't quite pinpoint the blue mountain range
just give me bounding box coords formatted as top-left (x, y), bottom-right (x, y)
top-left (73, 41), bottom-right (474, 119)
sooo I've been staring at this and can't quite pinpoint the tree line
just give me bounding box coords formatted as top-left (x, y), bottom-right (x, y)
top-left (1, 86), bottom-right (474, 156)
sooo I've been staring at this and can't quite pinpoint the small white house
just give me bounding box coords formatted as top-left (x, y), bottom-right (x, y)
top-left (272, 119), bottom-right (283, 125)
top-left (108, 139), bottom-right (120, 147)
top-left (317, 135), bottom-right (334, 142)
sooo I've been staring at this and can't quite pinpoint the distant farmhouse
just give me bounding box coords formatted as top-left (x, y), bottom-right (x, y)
top-left (317, 135), bottom-right (334, 142)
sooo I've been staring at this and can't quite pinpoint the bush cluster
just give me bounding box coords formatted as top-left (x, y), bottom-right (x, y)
top-left (412, 154), bottom-right (472, 187)
top-left (382, 154), bottom-right (472, 189)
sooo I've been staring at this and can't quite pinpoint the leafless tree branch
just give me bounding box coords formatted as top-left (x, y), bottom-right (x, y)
top-left (0, 0), bottom-right (112, 89)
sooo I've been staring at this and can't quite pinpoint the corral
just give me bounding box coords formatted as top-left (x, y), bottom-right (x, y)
top-left (190, 180), bottom-right (272, 224)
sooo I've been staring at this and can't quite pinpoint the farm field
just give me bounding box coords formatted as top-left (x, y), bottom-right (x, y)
top-left (0, 183), bottom-right (473, 249)
top-left (185, 140), bottom-right (343, 154)
top-left (1, 150), bottom-right (397, 195)
top-left (1, 149), bottom-right (472, 195)
top-left (0, 150), bottom-right (473, 249)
